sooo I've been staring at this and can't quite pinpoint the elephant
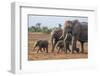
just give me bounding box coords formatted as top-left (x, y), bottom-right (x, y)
top-left (33, 40), bottom-right (48, 53)
top-left (51, 28), bottom-right (63, 52)
top-left (56, 32), bottom-right (72, 54)
top-left (56, 40), bottom-right (64, 54)
top-left (62, 20), bottom-right (88, 53)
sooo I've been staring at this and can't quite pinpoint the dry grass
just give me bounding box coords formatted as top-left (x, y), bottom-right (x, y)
top-left (28, 32), bottom-right (88, 61)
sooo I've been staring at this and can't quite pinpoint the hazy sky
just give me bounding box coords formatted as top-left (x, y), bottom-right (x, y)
top-left (28, 15), bottom-right (88, 28)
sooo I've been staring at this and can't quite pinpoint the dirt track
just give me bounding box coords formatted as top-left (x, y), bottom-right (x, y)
top-left (28, 32), bottom-right (88, 61)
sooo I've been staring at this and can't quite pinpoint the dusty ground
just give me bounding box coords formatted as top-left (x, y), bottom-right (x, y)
top-left (28, 32), bottom-right (88, 61)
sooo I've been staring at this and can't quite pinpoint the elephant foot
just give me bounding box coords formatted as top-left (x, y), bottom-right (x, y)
top-left (68, 49), bottom-right (71, 52)
top-left (75, 48), bottom-right (80, 53)
top-left (72, 48), bottom-right (79, 54)
top-left (64, 49), bottom-right (67, 54)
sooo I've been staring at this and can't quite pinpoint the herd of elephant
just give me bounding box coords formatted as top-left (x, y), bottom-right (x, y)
top-left (33, 20), bottom-right (88, 54)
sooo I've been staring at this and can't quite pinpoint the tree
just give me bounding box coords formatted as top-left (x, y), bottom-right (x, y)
top-left (31, 26), bottom-right (36, 32)
top-left (35, 23), bottom-right (41, 32)
top-left (58, 24), bottom-right (62, 29)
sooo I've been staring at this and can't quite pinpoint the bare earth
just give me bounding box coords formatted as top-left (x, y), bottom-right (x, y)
top-left (28, 32), bottom-right (88, 61)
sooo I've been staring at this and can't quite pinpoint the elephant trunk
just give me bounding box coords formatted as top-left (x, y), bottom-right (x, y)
top-left (51, 36), bottom-right (54, 52)
top-left (71, 36), bottom-right (77, 53)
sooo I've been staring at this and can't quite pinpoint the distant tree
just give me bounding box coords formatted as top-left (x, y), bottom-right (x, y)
top-left (35, 23), bottom-right (41, 32)
top-left (42, 26), bottom-right (48, 32)
top-left (36, 23), bottom-right (41, 28)
top-left (41, 26), bottom-right (52, 34)
top-left (28, 27), bottom-right (31, 32)
top-left (31, 26), bottom-right (37, 32)
top-left (28, 23), bottom-right (55, 34)
top-left (58, 24), bottom-right (62, 29)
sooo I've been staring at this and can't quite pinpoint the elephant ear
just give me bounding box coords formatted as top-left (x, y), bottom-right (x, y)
top-left (71, 20), bottom-right (81, 36)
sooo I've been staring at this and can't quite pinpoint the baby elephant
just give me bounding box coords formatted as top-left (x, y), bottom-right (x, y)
top-left (56, 33), bottom-right (72, 54)
top-left (33, 40), bottom-right (48, 53)
top-left (56, 40), bottom-right (64, 53)
top-left (56, 33), bottom-right (72, 53)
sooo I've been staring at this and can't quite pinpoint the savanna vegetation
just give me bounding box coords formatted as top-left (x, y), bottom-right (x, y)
top-left (28, 23), bottom-right (62, 34)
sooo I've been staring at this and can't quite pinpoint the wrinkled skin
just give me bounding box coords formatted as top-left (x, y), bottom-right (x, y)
top-left (51, 28), bottom-right (63, 52)
top-left (62, 20), bottom-right (88, 53)
top-left (33, 40), bottom-right (48, 53)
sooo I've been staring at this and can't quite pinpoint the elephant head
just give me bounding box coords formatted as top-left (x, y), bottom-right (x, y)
top-left (33, 40), bottom-right (40, 51)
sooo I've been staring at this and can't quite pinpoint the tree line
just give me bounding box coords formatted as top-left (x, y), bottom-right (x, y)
top-left (28, 23), bottom-right (62, 34)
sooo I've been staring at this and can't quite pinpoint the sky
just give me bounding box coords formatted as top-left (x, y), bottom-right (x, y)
top-left (28, 15), bottom-right (88, 28)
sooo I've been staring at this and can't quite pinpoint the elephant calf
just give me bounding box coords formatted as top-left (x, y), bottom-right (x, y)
top-left (56, 40), bottom-right (64, 53)
top-left (56, 33), bottom-right (72, 54)
top-left (33, 40), bottom-right (48, 53)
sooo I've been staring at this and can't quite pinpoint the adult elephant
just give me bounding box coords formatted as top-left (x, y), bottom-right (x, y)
top-left (51, 28), bottom-right (63, 52)
top-left (62, 20), bottom-right (88, 53)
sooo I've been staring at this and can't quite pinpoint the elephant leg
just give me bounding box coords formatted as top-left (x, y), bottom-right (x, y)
top-left (81, 42), bottom-right (84, 53)
top-left (46, 47), bottom-right (48, 53)
top-left (38, 48), bottom-right (43, 53)
top-left (75, 48), bottom-right (80, 53)
top-left (57, 47), bottom-right (60, 54)
top-left (51, 37), bottom-right (55, 52)
top-left (64, 41), bottom-right (67, 54)
top-left (72, 37), bottom-right (77, 54)
top-left (43, 48), bottom-right (45, 52)
top-left (68, 45), bottom-right (71, 52)
top-left (65, 49), bottom-right (67, 54)
top-left (66, 43), bottom-right (71, 52)
top-left (37, 48), bottom-right (40, 53)
top-left (52, 39), bottom-right (57, 53)
top-left (73, 43), bottom-right (80, 53)
top-left (51, 43), bottom-right (55, 53)
top-left (40, 48), bottom-right (43, 52)
top-left (72, 41), bottom-right (76, 53)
